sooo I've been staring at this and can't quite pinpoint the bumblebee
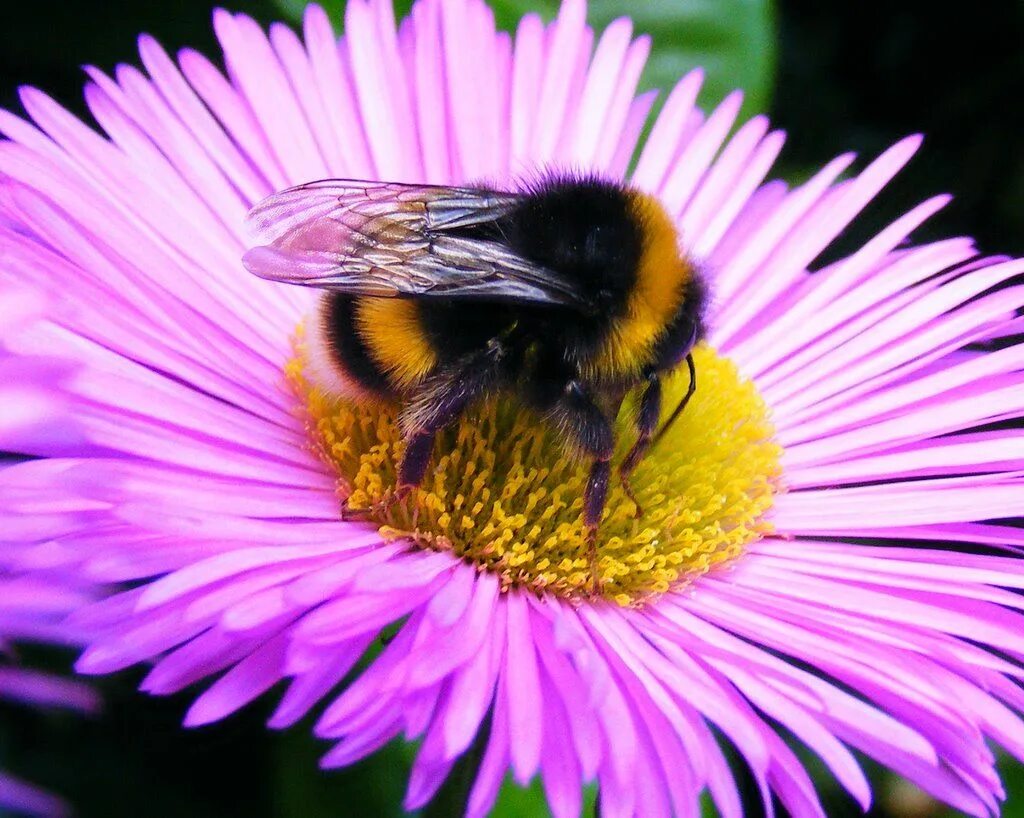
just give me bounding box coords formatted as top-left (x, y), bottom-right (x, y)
top-left (244, 175), bottom-right (707, 556)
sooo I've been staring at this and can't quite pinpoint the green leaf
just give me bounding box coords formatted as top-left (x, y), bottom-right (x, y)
top-left (589, 0), bottom-right (776, 117)
top-left (274, 730), bottom-right (412, 818)
top-left (486, 776), bottom-right (598, 818)
top-left (992, 755), bottom-right (1024, 818)
top-left (273, 0), bottom-right (776, 119)
top-left (275, 0), bottom-right (347, 22)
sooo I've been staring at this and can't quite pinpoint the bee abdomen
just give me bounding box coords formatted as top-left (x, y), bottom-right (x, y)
top-left (308, 293), bottom-right (395, 401)
top-left (353, 297), bottom-right (439, 389)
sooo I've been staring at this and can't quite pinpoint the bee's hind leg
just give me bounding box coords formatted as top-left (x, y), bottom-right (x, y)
top-left (619, 370), bottom-right (662, 518)
top-left (396, 343), bottom-right (510, 496)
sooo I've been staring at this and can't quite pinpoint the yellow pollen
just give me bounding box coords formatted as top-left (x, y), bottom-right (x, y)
top-left (288, 334), bottom-right (783, 607)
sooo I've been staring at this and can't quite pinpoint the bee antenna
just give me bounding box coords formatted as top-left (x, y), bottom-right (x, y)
top-left (650, 353), bottom-right (696, 452)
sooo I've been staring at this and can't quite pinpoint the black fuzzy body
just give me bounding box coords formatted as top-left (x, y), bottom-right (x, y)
top-left (424, 175), bottom-right (646, 375)
top-left (317, 175), bottom-right (706, 534)
top-left (324, 176), bottom-right (659, 405)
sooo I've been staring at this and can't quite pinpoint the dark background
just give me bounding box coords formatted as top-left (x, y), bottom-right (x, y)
top-left (1, 1), bottom-right (1023, 816)
top-left (773, 0), bottom-right (1024, 262)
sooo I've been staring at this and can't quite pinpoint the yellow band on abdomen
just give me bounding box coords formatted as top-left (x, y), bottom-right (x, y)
top-left (355, 297), bottom-right (438, 388)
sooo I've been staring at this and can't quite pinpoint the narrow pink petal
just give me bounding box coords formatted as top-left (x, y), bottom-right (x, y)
top-left (782, 383), bottom-right (1024, 469)
top-left (631, 69), bottom-right (704, 192)
top-left (86, 65), bottom-right (247, 236)
top-left (735, 195), bottom-right (955, 374)
top-left (659, 90), bottom-right (743, 217)
top-left (408, 0), bottom-right (452, 182)
top-left (137, 546), bottom-right (351, 611)
top-left (567, 18), bottom-right (633, 166)
top-left (269, 22), bottom-right (339, 174)
top-left (678, 114), bottom-right (769, 241)
top-left (789, 433), bottom-right (1024, 489)
top-left (76, 606), bottom-right (210, 675)
top-left (301, 5), bottom-right (375, 177)
top-left (606, 90), bottom-right (657, 179)
top-left (0, 772), bottom-right (68, 818)
top-left (184, 631), bottom-right (287, 726)
top-left (584, 610), bottom-right (707, 780)
top-left (283, 549), bottom-right (397, 608)
top-left (587, 615), bottom-right (702, 816)
top-left (505, 591), bottom-right (543, 783)
top-left (767, 263), bottom-right (1024, 416)
top-left (315, 615), bottom-right (422, 737)
top-left (530, 602), bottom-right (602, 780)
top-left (404, 717), bottom-right (458, 809)
top-left (141, 626), bottom-right (271, 695)
top-left (531, 0), bottom-right (588, 163)
top-left (295, 582), bottom-right (442, 646)
top-left (442, 603), bottom-right (504, 758)
top-left (763, 730), bottom-right (827, 818)
top-left (439, 0), bottom-right (488, 180)
top-left (465, 664), bottom-right (510, 818)
top-left (725, 663), bottom-right (871, 809)
top-left (345, 0), bottom-right (421, 180)
top-left (319, 713), bottom-right (403, 768)
top-left (746, 238), bottom-right (973, 393)
top-left (0, 668), bottom-right (99, 712)
top-left (509, 12), bottom-right (545, 174)
top-left (718, 137), bottom-right (925, 347)
top-left (405, 574), bottom-right (498, 689)
top-left (724, 562), bottom-right (1024, 657)
top-left (178, 48), bottom-right (287, 188)
top-left (783, 342), bottom-right (1024, 446)
top-left (214, 11), bottom-right (326, 183)
top-left (137, 34), bottom-right (270, 201)
top-left (592, 35), bottom-right (651, 172)
top-left (540, 685), bottom-right (583, 818)
top-left (712, 152), bottom-right (855, 312)
top-left (698, 722), bottom-right (743, 818)
top-left (268, 636), bottom-right (374, 728)
top-left (654, 601), bottom-right (937, 764)
top-left (691, 129), bottom-right (786, 259)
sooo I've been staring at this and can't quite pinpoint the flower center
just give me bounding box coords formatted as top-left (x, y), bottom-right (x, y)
top-left (289, 337), bottom-right (782, 607)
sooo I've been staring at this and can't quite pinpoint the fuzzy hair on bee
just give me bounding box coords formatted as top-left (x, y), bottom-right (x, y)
top-left (244, 173), bottom-right (708, 582)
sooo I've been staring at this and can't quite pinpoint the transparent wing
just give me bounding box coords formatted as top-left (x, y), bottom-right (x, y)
top-left (242, 179), bottom-right (588, 307)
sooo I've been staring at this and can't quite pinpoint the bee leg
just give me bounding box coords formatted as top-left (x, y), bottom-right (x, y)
top-left (584, 459), bottom-right (611, 595)
top-left (650, 352), bottom-right (697, 451)
top-left (339, 497), bottom-right (365, 520)
top-left (341, 490), bottom-right (405, 521)
top-left (396, 428), bottom-right (439, 494)
top-left (339, 425), bottom-right (445, 521)
top-left (619, 371), bottom-right (661, 518)
top-left (546, 379), bottom-right (615, 596)
top-left (397, 344), bottom-right (509, 493)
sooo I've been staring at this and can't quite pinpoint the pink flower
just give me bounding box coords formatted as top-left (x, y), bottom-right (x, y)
top-left (1, 1), bottom-right (1023, 816)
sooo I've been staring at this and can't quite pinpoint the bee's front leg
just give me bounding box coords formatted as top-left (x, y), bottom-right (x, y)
top-left (619, 370), bottom-right (661, 517)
